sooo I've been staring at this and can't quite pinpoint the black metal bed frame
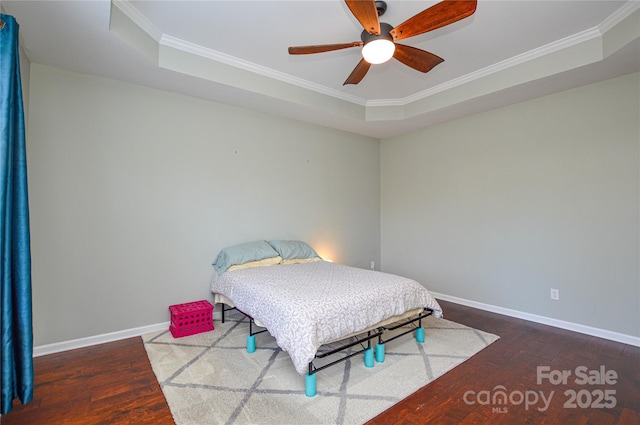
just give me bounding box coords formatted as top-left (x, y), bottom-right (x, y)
top-left (220, 303), bottom-right (434, 396)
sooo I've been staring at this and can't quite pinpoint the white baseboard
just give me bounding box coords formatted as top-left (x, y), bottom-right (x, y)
top-left (34, 310), bottom-right (227, 357)
top-left (431, 292), bottom-right (640, 347)
top-left (33, 321), bottom-right (171, 357)
top-left (33, 295), bottom-right (639, 357)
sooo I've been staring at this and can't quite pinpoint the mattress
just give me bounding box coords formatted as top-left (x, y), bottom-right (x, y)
top-left (210, 260), bottom-right (443, 374)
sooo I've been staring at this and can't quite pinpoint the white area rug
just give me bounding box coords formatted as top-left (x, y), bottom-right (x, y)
top-left (143, 310), bottom-right (498, 425)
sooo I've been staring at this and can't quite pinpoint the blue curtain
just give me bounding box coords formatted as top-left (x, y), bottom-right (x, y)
top-left (0, 14), bottom-right (34, 415)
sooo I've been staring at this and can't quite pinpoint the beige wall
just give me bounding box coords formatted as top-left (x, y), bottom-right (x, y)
top-left (26, 64), bottom-right (380, 345)
top-left (23, 59), bottom-right (640, 346)
top-left (381, 72), bottom-right (640, 337)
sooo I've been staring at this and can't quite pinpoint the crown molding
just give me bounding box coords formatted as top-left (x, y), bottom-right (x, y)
top-left (110, 0), bottom-right (639, 124)
top-left (403, 27), bottom-right (602, 105)
top-left (599, 0), bottom-right (640, 33)
top-left (160, 34), bottom-right (366, 106)
top-left (111, 0), bottom-right (161, 41)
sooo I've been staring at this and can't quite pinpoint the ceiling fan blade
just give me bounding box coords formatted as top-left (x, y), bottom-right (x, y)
top-left (345, 0), bottom-right (380, 35)
top-left (343, 58), bottom-right (372, 85)
top-left (288, 42), bottom-right (364, 55)
top-left (393, 43), bottom-right (444, 73)
top-left (390, 0), bottom-right (477, 41)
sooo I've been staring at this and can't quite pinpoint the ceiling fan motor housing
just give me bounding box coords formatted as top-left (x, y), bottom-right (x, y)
top-left (375, 1), bottom-right (388, 17)
top-left (361, 22), bottom-right (394, 44)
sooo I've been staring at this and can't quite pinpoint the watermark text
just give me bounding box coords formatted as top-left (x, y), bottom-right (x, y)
top-left (463, 365), bottom-right (617, 413)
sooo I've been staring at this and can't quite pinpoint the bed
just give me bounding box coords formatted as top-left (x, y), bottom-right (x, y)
top-left (209, 240), bottom-right (443, 396)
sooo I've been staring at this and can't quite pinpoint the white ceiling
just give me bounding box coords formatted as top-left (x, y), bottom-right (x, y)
top-left (3, 0), bottom-right (639, 138)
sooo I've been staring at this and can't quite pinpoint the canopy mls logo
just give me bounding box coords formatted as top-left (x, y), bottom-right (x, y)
top-left (463, 365), bottom-right (618, 414)
top-left (463, 385), bottom-right (553, 413)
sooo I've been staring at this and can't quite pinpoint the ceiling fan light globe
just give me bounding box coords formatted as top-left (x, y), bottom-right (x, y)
top-left (362, 39), bottom-right (395, 64)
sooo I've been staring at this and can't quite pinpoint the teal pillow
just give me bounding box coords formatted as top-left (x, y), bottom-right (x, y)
top-left (213, 240), bottom-right (279, 275)
top-left (268, 240), bottom-right (318, 260)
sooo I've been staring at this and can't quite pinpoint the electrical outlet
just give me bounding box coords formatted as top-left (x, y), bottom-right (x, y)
top-left (370, 261), bottom-right (375, 270)
top-left (550, 289), bottom-right (560, 300)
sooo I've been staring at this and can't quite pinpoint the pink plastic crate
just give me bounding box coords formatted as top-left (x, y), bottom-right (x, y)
top-left (169, 300), bottom-right (214, 338)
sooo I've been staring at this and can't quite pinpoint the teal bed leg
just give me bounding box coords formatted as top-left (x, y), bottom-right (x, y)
top-left (305, 373), bottom-right (316, 397)
top-left (415, 326), bottom-right (425, 343)
top-left (247, 334), bottom-right (256, 353)
top-left (364, 347), bottom-right (374, 368)
top-left (375, 343), bottom-right (385, 363)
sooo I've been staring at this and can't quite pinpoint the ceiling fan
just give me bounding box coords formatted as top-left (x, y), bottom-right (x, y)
top-left (288, 0), bottom-right (477, 85)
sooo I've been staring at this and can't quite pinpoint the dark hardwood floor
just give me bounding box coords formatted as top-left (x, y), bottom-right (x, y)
top-left (3, 300), bottom-right (638, 424)
top-left (1, 336), bottom-right (174, 425)
top-left (367, 301), bottom-right (639, 425)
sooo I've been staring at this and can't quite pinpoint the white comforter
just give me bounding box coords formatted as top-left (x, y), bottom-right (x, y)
top-left (209, 260), bottom-right (443, 375)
